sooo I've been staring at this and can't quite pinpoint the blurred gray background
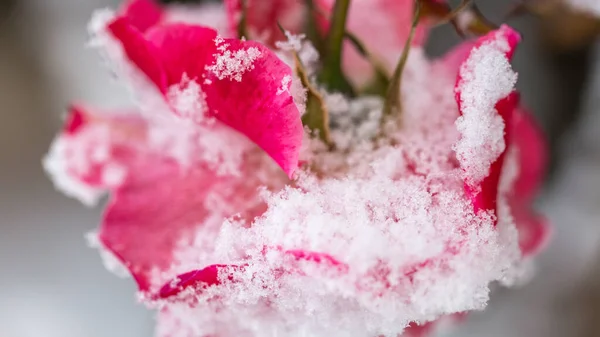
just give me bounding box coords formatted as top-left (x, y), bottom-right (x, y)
top-left (2, 0), bottom-right (600, 336)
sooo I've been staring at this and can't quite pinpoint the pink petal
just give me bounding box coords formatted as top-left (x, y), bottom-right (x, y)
top-left (52, 105), bottom-right (279, 292)
top-left (511, 203), bottom-right (551, 256)
top-left (101, 162), bottom-right (221, 291)
top-left (455, 26), bottom-right (521, 214)
top-left (203, 39), bottom-right (304, 177)
top-left (224, 0), bottom-right (305, 46)
top-left (467, 92), bottom-right (519, 213)
top-left (107, 17), bottom-right (168, 91)
top-left (106, 19), bottom-right (303, 177)
top-left (158, 249), bottom-right (347, 299)
top-left (453, 27), bottom-right (551, 253)
top-left (145, 24), bottom-right (219, 87)
top-left (512, 108), bottom-right (548, 202)
top-left (121, 0), bottom-right (164, 33)
top-left (158, 265), bottom-right (231, 298)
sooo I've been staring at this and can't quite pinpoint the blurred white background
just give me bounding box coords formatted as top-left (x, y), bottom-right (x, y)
top-left (1, 1), bottom-right (600, 336)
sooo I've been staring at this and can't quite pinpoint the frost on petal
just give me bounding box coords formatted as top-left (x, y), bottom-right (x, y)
top-left (121, 0), bottom-right (164, 33)
top-left (204, 40), bottom-right (304, 177)
top-left (454, 25), bottom-right (520, 193)
top-left (224, 0), bottom-right (305, 46)
top-left (104, 18), bottom-right (303, 176)
top-left (44, 105), bottom-right (139, 206)
top-left (44, 105), bottom-right (284, 292)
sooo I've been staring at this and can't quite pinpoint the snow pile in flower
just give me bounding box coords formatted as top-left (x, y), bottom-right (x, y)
top-left (154, 45), bottom-right (521, 337)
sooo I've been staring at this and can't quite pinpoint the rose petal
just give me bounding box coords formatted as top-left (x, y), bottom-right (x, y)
top-left (145, 24), bottom-right (219, 88)
top-left (513, 108), bottom-right (548, 202)
top-left (203, 39), bottom-right (304, 177)
top-left (455, 26), bottom-right (521, 213)
top-left (121, 0), bottom-right (164, 33)
top-left (158, 265), bottom-right (230, 298)
top-left (47, 105), bottom-right (281, 292)
top-left (106, 19), bottom-right (303, 177)
top-left (158, 249), bottom-right (347, 299)
top-left (467, 92), bottom-right (519, 213)
top-left (107, 16), bottom-right (168, 91)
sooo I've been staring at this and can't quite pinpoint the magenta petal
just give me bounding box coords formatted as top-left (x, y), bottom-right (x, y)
top-left (107, 17), bottom-right (168, 91)
top-left (146, 24), bottom-right (219, 87)
top-left (52, 105), bottom-right (261, 292)
top-left (158, 249), bottom-right (346, 299)
top-left (121, 0), bottom-right (164, 33)
top-left (107, 20), bottom-right (303, 176)
top-left (455, 26), bottom-right (521, 214)
top-left (468, 92), bottom-right (519, 213)
top-left (513, 108), bottom-right (548, 202)
top-left (101, 164), bottom-right (220, 291)
top-left (204, 40), bottom-right (303, 177)
top-left (158, 265), bottom-right (233, 298)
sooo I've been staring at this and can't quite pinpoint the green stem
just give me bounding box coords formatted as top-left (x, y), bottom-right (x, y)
top-left (383, 0), bottom-right (421, 118)
top-left (318, 0), bottom-right (354, 95)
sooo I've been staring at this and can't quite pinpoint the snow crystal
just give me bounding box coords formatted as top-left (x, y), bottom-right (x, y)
top-left (327, 93), bottom-right (383, 151)
top-left (206, 44), bottom-right (262, 82)
top-left (276, 75), bottom-right (292, 95)
top-left (454, 31), bottom-right (517, 186)
top-left (276, 32), bottom-right (320, 77)
top-left (167, 78), bottom-right (210, 124)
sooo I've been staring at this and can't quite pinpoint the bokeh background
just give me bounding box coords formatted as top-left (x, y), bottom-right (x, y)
top-left (1, 0), bottom-right (600, 336)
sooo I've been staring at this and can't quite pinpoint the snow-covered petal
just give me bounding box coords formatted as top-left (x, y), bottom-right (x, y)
top-left (45, 105), bottom-right (283, 292)
top-left (105, 18), bottom-right (303, 176)
top-left (455, 25), bottom-right (521, 213)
